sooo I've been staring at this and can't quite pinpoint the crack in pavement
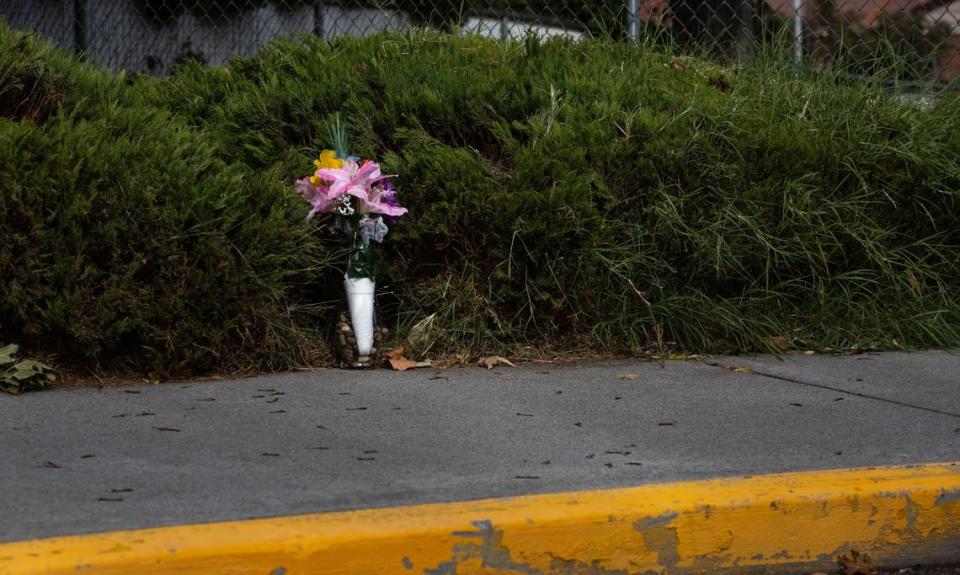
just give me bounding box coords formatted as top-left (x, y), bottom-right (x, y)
top-left (706, 361), bottom-right (960, 420)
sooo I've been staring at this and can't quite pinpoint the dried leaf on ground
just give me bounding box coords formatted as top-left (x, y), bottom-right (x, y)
top-left (386, 345), bottom-right (432, 371)
top-left (478, 356), bottom-right (516, 370)
top-left (720, 364), bottom-right (752, 374)
top-left (838, 550), bottom-right (875, 575)
top-left (651, 353), bottom-right (705, 362)
top-left (389, 357), bottom-right (421, 371)
top-left (617, 373), bottom-right (639, 381)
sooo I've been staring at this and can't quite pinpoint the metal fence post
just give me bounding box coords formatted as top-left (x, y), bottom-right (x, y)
top-left (737, 0), bottom-right (756, 59)
top-left (313, 2), bottom-right (325, 39)
top-left (793, 0), bottom-right (804, 64)
top-left (72, 0), bottom-right (86, 55)
top-left (626, 0), bottom-right (640, 43)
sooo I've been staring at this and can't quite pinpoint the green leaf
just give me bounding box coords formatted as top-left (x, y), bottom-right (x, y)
top-left (0, 348), bottom-right (56, 395)
top-left (0, 344), bottom-right (18, 367)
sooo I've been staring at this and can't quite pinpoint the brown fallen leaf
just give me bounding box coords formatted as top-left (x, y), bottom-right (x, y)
top-left (720, 364), bottom-right (752, 373)
top-left (388, 357), bottom-right (418, 371)
top-left (651, 353), bottom-right (705, 362)
top-left (617, 373), bottom-right (639, 381)
top-left (386, 345), bottom-right (411, 370)
top-left (838, 550), bottom-right (875, 575)
top-left (478, 356), bottom-right (516, 369)
top-left (386, 345), bottom-right (432, 371)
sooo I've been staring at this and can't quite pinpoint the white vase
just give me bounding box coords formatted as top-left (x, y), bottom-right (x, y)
top-left (344, 276), bottom-right (376, 363)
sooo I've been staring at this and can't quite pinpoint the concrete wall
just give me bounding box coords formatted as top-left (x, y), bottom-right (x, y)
top-left (461, 16), bottom-right (585, 41)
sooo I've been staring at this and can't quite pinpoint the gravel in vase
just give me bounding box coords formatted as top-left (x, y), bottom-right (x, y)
top-left (335, 311), bottom-right (387, 368)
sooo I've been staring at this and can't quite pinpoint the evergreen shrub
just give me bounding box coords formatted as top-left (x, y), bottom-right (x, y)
top-left (2, 22), bottom-right (958, 373)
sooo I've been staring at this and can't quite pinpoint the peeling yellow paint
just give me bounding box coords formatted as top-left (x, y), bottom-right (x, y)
top-left (1, 463), bottom-right (959, 574)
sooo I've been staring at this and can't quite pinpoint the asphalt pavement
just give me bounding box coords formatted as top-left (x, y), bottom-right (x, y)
top-left (2, 352), bottom-right (958, 542)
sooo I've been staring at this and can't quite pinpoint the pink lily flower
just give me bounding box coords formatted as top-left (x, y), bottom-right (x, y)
top-left (317, 160), bottom-right (407, 217)
top-left (316, 159), bottom-right (380, 203)
top-left (297, 177), bottom-right (336, 219)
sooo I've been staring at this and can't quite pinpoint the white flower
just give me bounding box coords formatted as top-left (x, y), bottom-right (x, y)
top-left (359, 216), bottom-right (389, 247)
top-left (336, 195), bottom-right (355, 216)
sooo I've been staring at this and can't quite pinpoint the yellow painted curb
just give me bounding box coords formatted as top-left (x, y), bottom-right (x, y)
top-left (2, 463), bottom-right (960, 574)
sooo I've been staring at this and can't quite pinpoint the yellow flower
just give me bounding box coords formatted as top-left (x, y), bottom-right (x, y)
top-left (313, 149), bottom-right (344, 170)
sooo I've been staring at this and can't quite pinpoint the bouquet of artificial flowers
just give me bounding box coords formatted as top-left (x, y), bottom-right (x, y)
top-left (296, 119), bottom-right (407, 279)
top-left (296, 117), bottom-right (406, 367)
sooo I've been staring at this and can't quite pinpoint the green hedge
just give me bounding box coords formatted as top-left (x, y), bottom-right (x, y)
top-left (0, 26), bottom-right (329, 372)
top-left (2, 22), bottom-right (958, 374)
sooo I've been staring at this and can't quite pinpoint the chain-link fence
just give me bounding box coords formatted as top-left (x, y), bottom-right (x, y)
top-left (2, 0), bottom-right (958, 80)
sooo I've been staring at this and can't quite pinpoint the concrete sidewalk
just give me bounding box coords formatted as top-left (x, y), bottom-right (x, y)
top-left (2, 352), bottom-right (958, 543)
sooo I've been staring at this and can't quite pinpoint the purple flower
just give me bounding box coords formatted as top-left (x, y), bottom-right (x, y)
top-left (381, 181), bottom-right (399, 206)
top-left (376, 180), bottom-right (404, 225)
